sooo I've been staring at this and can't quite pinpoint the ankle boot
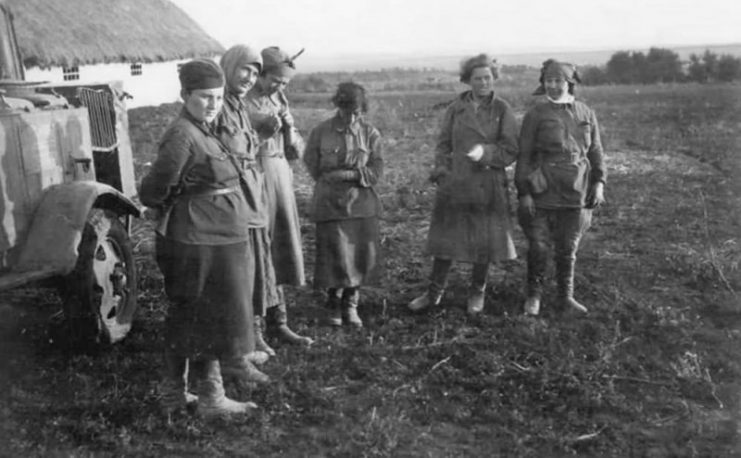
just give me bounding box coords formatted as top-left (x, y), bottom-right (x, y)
top-left (408, 284), bottom-right (444, 312)
top-left (197, 360), bottom-right (257, 419)
top-left (161, 351), bottom-right (197, 413)
top-left (267, 304), bottom-right (314, 346)
top-left (467, 263), bottom-right (488, 315)
top-left (556, 257), bottom-right (588, 314)
top-left (326, 288), bottom-right (342, 326)
top-left (523, 296), bottom-right (541, 316)
top-left (341, 288), bottom-right (363, 328)
top-left (409, 258), bottom-right (450, 312)
top-left (466, 285), bottom-right (486, 315)
top-left (220, 355), bottom-right (270, 384)
top-left (254, 316), bottom-right (276, 356)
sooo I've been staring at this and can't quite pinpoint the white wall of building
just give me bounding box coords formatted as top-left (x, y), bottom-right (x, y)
top-left (25, 60), bottom-right (190, 108)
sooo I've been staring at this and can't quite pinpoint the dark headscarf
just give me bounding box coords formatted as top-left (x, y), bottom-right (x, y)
top-left (261, 46), bottom-right (304, 77)
top-left (220, 45), bottom-right (262, 84)
top-left (179, 58), bottom-right (224, 91)
top-left (532, 59), bottom-right (581, 95)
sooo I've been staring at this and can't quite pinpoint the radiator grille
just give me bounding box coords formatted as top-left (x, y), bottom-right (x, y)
top-left (78, 87), bottom-right (118, 152)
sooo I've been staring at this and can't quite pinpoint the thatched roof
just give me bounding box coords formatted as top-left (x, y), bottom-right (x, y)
top-left (5, 0), bottom-right (225, 68)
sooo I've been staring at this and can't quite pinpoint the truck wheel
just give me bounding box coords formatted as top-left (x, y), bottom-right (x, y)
top-left (61, 208), bottom-right (138, 345)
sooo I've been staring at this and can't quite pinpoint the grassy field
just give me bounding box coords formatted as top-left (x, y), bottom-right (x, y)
top-left (0, 82), bottom-right (739, 456)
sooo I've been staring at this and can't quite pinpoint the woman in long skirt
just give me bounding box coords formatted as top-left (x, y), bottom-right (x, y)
top-left (303, 82), bottom-right (384, 327)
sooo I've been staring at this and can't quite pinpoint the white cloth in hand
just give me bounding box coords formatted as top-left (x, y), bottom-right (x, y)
top-left (467, 144), bottom-right (484, 162)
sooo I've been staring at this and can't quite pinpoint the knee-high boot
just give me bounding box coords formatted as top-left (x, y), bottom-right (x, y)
top-left (267, 303), bottom-right (314, 346)
top-left (467, 263), bottom-right (488, 315)
top-left (196, 359), bottom-right (257, 419)
top-left (408, 257), bottom-right (451, 312)
top-left (326, 288), bottom-right (343, 326)
top-left (341, 288), bottom-right (362, 328)
top-left (555, 256), bottom-right (588, 314)
top-left (160, 350), bottom-right (197, 413)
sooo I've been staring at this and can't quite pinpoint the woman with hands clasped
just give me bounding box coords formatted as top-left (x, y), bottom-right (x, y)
top-left (408, 54), bottom-right (518, 315)
top-left (303, 82), bottom-right (383, 328)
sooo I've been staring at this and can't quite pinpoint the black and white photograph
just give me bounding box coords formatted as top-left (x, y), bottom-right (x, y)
top-left (0, 0), bottom-right (739, 455)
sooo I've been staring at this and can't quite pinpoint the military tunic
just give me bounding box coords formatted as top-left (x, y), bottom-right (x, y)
top-left (140, 109), bottom-right (255, 360)
top-left (304, 114), bottom-right (384, 288)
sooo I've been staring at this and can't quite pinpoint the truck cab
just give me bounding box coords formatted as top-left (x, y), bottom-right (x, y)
top-left (0, 2), bottom-right (140, 345)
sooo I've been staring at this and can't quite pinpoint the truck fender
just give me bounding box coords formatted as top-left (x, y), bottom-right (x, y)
top-left (14, 181), bottom-right (140, 275)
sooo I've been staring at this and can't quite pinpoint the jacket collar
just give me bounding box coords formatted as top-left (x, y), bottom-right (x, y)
top-left (181, 107), bottom-right (216, 136)
top-left (332, 113), bottom-right (361, 134)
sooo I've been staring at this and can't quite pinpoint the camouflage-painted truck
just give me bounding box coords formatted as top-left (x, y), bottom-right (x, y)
top-left (0, 2), bottom-right (140, 345)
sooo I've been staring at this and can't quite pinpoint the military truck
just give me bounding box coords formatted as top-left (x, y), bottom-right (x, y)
top-left (0, 2), bottom-right (140, 345)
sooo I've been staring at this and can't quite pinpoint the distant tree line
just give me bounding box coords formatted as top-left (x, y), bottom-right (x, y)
top-left (580, 48), bottom-right (741, 86)
top-left (287, 65), bottom-right (533, 93)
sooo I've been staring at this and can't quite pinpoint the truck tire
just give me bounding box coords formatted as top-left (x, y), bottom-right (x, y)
top-left (61, 208), bottom-right (138, 346)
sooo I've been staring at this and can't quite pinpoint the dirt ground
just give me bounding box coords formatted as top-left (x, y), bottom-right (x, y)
top-left (0, 83), bottom-right (739, 456)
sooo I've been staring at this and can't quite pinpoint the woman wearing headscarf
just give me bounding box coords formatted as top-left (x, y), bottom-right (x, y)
top-left (245, 46), bottom-right (312, 349)
top-left (213, 44), bottom-right (279, 369)
top-left (140, 59), bottom-right (260, 418)
top-left (408, 54), bottom-right (518, 315)
top-left (303, 82), bottom-right (383, 328)
top-left (515, 59), bottom-right (606, 316)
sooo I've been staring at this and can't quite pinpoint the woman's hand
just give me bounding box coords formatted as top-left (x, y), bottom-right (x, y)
top-left (586, 182), bottom-right (605, 209)
top-left (143, 207), bottom-right (162, 221)
top-left (280, 111), bottom-right (295, 128)
top-left (519, 194), bottom-right (535, 216)
top-left (264, 114), bottom-right (283, 135)
top-left (466, 144), bottom-right (484, 162)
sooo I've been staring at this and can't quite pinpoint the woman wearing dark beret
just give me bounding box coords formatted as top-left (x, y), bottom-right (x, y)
top-left (515, 59), bottom-right (606, 316)
top-left (304, 82), bottom-right (383, 327)
top-left (140, 58), bottom-right (260, 418)
top-left (245, 47), bottom-right (313, 348)
top-left (408, 54), bottom-right (518, 315)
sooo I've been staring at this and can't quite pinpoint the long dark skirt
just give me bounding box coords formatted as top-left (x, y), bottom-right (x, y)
top-left (313, 217), bottom-right (381, 288)
top-left (251, 227), bottom-right (280, 316)
top-left (156, 235), bottom-right (255, 360)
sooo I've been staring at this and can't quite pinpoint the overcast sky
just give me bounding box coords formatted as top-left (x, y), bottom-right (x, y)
top-left (171, 0), bottom-right (739, 63)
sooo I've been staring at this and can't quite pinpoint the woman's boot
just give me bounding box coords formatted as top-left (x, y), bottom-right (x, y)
top-left (466, 263), bottom-right (488, 315)
top-left (220, 355), bottom-right (270, 384)
top-left (341, 288), bottom-right (363, 328)
top-left (196, 360), bottom-right (257, 419)
top-left (326, 288), bottom-right (343, 326)
top-left (254, 316), bottom-right (276, 356)
top-left (267, 304), bottom-right (314, 346)
top-left (160, 350), bottom-right (197, 413)
top-left (556, 256), bottom-right (588, 314)
top-left (408, 258), bottom-right (451, 312)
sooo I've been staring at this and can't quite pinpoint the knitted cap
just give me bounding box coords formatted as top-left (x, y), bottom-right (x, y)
top-left (179, 58), bottom-right (224, 91)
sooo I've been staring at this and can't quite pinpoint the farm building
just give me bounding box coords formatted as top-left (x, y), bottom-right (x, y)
top-left (5, 0), bottom-right (224, 108)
